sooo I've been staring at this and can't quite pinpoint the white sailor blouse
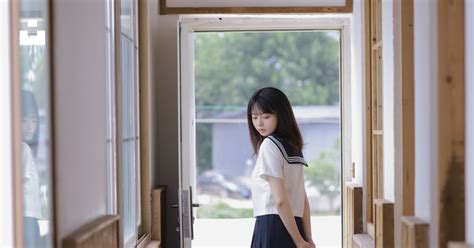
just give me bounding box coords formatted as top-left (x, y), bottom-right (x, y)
top-left (251, 135), bottom-right (308, 218)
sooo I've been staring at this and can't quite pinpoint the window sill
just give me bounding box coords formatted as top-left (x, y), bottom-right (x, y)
top-left (352, 234), bottom-right (374, 248)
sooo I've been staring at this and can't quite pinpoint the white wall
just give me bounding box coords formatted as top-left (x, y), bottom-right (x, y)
top-left (392, 1), bottom-right (403, 247)
top-left (52, 0), bottom-right (108, 244)
top-left (150, 1), bottom-right (182, 246)
top-left (0, 1), bottom-right (14, 247)
top-left (382, 0), bottom-right (395, 202)
top-left (351, 0), bottom-right (365, 188)
top-left (414, 1), bottom-right (438, 247)
top-left (466, 0), bottom-right (474, 244)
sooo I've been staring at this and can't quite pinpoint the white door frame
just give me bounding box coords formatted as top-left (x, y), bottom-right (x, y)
top-left (178, 15), bottom-right (352, 247)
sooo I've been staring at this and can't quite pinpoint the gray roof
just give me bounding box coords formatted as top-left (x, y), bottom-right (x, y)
top-left (197, 105), bottom-right (340, 124)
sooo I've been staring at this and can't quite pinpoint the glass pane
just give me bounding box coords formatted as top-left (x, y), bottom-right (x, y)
top-left (121, 35), bottom-right (134, 242)
top-left (120, 4), bottom-right (140, 242)
top-left (105, 0), bottom-right (116, 215)
top-left (194, 31), bottom-right (341, 247)
top-left (19, 1), bottom-right (53, 247)
top-left (120, 0), bottom-right (132, 38)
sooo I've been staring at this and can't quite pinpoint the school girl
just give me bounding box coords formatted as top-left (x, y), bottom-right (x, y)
top-left (247, 87), bottom-right (316, 248)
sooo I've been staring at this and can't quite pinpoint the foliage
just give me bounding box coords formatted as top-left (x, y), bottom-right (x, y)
top-left (21, 45), bottom-right (47, 110)
top-left (305, 139), bottom-right (341, 213)
top-left (195, 31), bottom-right (341, 117)
top-left (194, 31), bottom-right (341, 173)
top-left (197, 202), bottom-right (253, 219)
top-left (196, 123), bottom-right (212, 174)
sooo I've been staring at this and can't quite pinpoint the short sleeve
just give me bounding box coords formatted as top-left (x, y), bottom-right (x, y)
top-left (255, 138), bottom-right (284, 180)
top-left (22, 142), bottom-right (35, 181)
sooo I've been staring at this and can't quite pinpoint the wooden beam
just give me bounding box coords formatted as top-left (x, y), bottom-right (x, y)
top-left (401, 0), bottom-right (415, 217)
top-left (401, 216), bottom-right (429, 248)
top-left (159, 0), bottom-right (353, 14)
top-left (437, 0), bottom-right (466, 247)
top-left (374, 199), bottom-right (394, 248)
top-left (364, 0), bottom-right (374, 225)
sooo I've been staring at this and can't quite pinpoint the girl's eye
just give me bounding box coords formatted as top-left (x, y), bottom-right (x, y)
top-left (263, 115), bottom-right (270, 119)
top-left (252, 116), bottom-right (258, 120)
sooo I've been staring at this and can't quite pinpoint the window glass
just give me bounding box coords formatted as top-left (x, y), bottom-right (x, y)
top-left (19, 1), bottom-right (53, 247)
top-left (120, 0), bottom-right (141, 243)
top-left (105, 0), bottom-right (117, 215)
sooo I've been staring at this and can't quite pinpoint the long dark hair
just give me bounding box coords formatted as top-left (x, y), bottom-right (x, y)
top-left (247, 87), bottom-right (303, 154)
top-left (21, 90), bottom-right (39, 156)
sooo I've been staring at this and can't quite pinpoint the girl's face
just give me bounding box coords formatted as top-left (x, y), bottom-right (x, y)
top-left (22, 115), bottom-right (38, 142)
top-left (251, 110), bottom-right (278, 137)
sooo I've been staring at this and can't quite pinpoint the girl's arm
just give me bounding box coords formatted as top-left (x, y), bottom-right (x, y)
top-left (267, 176), bottom-right (315, 248)
top-left (302, 190), bottom-right (315, 245)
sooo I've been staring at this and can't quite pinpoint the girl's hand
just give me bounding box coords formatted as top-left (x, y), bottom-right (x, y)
top-left (296, 240), bottom-right (316, 248)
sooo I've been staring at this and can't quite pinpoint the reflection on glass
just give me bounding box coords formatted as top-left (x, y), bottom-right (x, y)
top-left (20, 1), bottom-right (52, 247)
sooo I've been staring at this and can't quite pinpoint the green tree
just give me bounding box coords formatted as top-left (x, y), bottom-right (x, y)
top-left (305, 139), bottom-right (341, 214)
top-left (194, 31), bottom-right (341, 174)
top-left (195, 31), bottom-right (341, 113)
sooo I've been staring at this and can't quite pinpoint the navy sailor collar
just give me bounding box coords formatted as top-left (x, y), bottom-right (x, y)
top-left (266, 135), bottom-right (308, 167)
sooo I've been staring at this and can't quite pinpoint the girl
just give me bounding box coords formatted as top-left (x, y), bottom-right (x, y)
top-left (248, 87), bottom-right (315, 248)
top-left (21, 90), bottom-right (42, 247)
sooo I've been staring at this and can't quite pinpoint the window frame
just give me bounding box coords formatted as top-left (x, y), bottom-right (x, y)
top-left (1, 1), bottom-right (15, 246)
top-left (113, 0), bottom-right (142, 246)
top-left (178, 15), bottom-right (353, 248)
top-left (364, 0), bottom-right (383, 238)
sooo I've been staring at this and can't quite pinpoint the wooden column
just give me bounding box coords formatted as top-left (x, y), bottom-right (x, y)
top-left (346, 183), bottom-right (363, 248)
top-left (374, 199), bottom-right (394, 248)
top-left (401, 216), bottom-right (429, 248)
top-left (437, 0), bottom-right (466, 247)
top-left (401, 0), bottom-right (415, 217)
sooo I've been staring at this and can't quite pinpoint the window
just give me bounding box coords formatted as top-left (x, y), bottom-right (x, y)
top-left (18, 1), bottom-right (54, 247)
top-left (119, 0), bottom-right (141, 245)
top-left (365, 0), bottom-right (383, 237)
top-left (105, 0), bottom-right (118, 215)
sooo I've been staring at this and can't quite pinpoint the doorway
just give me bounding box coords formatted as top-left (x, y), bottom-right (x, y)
top-left (179, 16), bottom-right (352, 248)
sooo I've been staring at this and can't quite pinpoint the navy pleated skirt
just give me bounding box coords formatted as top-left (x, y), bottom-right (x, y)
top-left (251, 214), bottom-right (306, 248)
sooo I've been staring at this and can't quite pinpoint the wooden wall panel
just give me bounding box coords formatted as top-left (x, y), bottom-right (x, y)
top-left (63, 215), bottom-right (120, 248)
